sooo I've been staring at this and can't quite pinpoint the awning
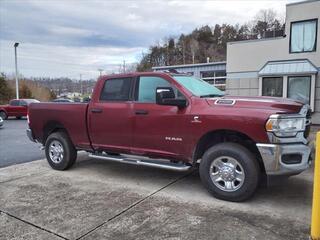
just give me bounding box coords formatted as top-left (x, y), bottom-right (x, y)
top-left (259, 59), bottom-right (318, 76)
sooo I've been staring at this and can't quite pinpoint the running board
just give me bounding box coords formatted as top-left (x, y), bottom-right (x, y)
top-left (88, 153), bottom-right (192, 172)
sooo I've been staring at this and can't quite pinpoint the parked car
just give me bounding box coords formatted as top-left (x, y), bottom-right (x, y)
top-left (52, 98), bottom-right (73, 103)
top-left (0, 116), bottom-right (3, 128)
top-left (0, 99), bottom-right (40, 119)
top-left (27, 72), bottom-right (312, 202)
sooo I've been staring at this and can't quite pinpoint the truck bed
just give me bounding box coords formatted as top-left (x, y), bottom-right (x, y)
top-left (28, 102), bottom-right (92, 150)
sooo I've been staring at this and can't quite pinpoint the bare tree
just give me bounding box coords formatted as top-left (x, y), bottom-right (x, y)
top-left (189, 38), bottom-right (199, 64)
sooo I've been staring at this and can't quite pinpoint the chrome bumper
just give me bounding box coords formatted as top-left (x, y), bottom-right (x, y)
top-left (26, 128), bottom-right (36, 142)
top-left (256, 143), bottom-right (311, 176)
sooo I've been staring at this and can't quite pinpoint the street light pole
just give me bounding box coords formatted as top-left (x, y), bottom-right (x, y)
top-left (98, 69), bottom-right (103, 77)
top-left (80, 74), bottom-right (83, 95)
top-left (14, 42), bottom-right (19, 99)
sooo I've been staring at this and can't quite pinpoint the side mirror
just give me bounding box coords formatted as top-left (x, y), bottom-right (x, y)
top-left (156, 87), bottom-right (187, 109)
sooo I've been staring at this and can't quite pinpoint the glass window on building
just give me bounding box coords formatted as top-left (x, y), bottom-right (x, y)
top-left (287, 76), bottom-right (311, 104)
top-left (290, 19), bottom-right (317, 53)
top-left (262, 77), bottom-right (283, 97)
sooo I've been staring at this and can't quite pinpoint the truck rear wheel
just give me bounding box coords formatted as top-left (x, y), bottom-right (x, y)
top-left (45, 131), bottom-right (77, 170)
top-left (199, 142), bottom-right (260, 202)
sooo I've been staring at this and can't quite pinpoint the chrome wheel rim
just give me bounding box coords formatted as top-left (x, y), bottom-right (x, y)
top-left (209, 156), bottom-right (245, 192)
top-left (49, 140), bottom-right (64, 164)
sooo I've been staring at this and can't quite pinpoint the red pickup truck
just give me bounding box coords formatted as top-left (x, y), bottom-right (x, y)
top-left (27, 72), bottom-right (312, 201)
top-left (0, 99), bottom-right (39, 119)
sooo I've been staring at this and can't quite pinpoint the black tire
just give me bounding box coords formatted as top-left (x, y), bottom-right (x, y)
top-left (45, 131), bottom-right (77, 170)
top-left (199, 142), bottom-right (260, 202)
top-left (0, 111), bottom-right (7, 120)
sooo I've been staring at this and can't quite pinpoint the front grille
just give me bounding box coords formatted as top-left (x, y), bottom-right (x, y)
top-left (306, 109), bottom-right (311, 119)
top-left (304, 109), bottom-right (312, 139)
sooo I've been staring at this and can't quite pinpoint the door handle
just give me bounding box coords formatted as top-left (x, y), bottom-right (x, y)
top-left (135, 109), bottom-right (148, 115)
top-left (91, 108), bottom-right (103, 113)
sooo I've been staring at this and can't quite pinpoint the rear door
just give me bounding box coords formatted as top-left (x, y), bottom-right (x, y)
top-left (88, 77), bottom-right (134, 153)
top-left (131, 75), bottom-right (190, 159)
top-left (18, 100), bottom-right (28, 116)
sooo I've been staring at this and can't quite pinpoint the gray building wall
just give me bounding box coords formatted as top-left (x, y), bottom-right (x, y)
top-left (227, 1), bottom-right (320, 73)
top-left (226, 0), bottom-right (320, 124)
top-left (226, 77), bottom-right (259, 96)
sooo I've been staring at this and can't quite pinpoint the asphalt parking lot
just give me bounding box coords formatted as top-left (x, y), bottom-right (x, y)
top-left (0, 152), bottom-right (315, 240)
top-left (0, 119), bottom-right (44, 168)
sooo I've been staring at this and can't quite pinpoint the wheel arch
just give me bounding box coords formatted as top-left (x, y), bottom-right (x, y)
top-left (0, 108), bottom-right (8, 117)
top-left (42, 121), bottom-right (72, 145)
top-left (193, 129), bottom-right (265, 174)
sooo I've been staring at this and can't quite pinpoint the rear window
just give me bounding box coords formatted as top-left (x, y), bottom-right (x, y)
top-left (100, 78), bottom-right (133, 101)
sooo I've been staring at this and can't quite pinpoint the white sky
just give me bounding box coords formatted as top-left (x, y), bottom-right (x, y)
top-left (0, 0), bottom-right (298, 79)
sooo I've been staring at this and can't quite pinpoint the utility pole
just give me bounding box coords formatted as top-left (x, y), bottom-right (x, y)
top-left (14, 42), bottom-right (19, 99)
top-left (98, 69), bottom-right (103, 77)
top-left (123, 60), bottom-right (126, 73)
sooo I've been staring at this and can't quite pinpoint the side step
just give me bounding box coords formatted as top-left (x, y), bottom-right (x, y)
top-left (88, 153), bottom-right (192, 172)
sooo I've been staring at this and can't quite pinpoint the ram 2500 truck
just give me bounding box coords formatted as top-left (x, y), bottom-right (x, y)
top-left (27, 72), bottom-right (312, 202)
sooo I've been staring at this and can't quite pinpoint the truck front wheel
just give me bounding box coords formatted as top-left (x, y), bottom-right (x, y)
top-left (199, 142), bottom-right (260, 202)
top-left (0, 111), bottom-right (7, 120)
top-left (45, 131), bottom-right (77, 170)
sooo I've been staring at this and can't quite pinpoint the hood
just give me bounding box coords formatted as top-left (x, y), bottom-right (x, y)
top-left (206, 96), bottom-right (304, 114)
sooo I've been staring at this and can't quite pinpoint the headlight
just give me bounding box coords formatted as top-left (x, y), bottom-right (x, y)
top-left (266, 115), bottom-right (305, 137)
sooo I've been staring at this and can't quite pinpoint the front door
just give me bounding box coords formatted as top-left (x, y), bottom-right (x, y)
top-left (8, 100), bottom-right (24, 116)
top-left (88, 77), bottom-right (134, 153)
top-left (132, 75), bottom-right (190, 159)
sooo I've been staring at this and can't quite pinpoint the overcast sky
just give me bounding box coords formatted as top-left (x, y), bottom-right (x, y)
top-left (0, 0), bottom-right (297, 79)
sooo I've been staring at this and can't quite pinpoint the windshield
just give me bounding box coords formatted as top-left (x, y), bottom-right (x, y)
top-left (173, 76), bottom-right (224, 97)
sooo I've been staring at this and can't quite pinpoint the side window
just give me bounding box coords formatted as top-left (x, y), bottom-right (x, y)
top-left (100, 78), bottom-right (133, 101)
top-left (137, 76), bottom-right (171, 103)
top-left (20, 100), bottom-right (27, 106)
top-left (10, 100), bottom-right (19, 106)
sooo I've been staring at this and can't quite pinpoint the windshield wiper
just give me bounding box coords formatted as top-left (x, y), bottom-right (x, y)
top-left (199, 94), bottom-right (224, 98)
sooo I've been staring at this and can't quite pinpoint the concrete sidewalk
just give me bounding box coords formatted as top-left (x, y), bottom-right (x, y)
top-left (0, 153), bottom-right (313, 240)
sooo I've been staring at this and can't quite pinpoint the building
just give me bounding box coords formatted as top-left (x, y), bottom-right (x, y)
top-left (226, 0), bottom-right (320, 123)
top-left (152, 62), bottom-right (227, 90)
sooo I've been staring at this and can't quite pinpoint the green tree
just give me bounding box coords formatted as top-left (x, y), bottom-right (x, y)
top-left (0, 73), bottom-right (14, 104)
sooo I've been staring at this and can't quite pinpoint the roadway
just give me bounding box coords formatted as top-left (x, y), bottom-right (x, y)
top-left (0, 118), bottom-right (45, 168)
